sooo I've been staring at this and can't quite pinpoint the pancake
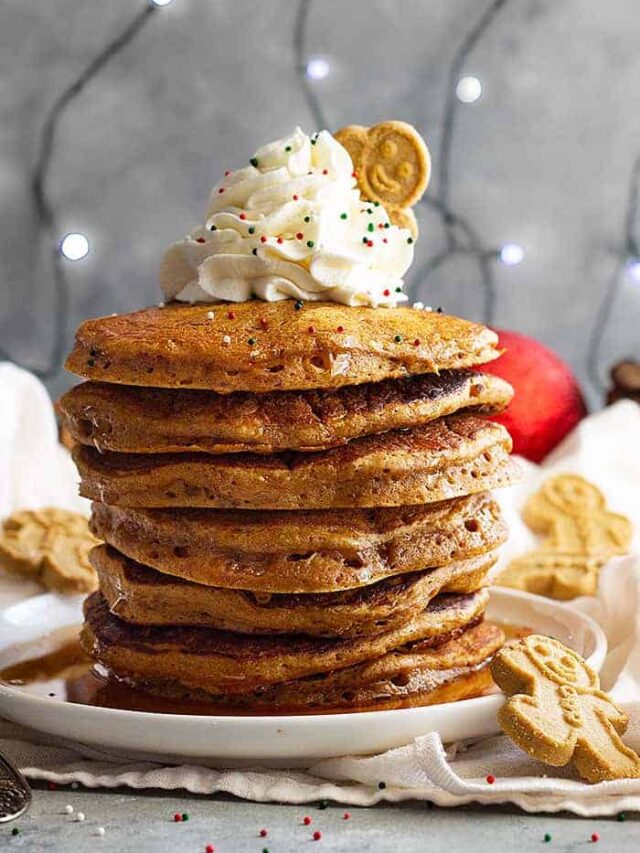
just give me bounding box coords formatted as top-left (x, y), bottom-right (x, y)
top-left (64, 301), bottom-right (501, 394)
top-left (92, 544), bottom-right (494, 637)
top-left (74, 414), bottom-right (519, 510)
top-left (92, 620), bottom-right (505, 713)
top-left (58, 370), bottom-right (513, 455)
top-left (90, 493), bottom-right (506, 592)
top-left (81, 589), bottom-right (488, 694)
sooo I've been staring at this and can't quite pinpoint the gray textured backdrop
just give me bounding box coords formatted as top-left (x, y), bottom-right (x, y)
top-left (2, 0), bottom-right (640, 404)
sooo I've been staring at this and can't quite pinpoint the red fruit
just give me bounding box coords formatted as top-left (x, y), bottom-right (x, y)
top-left (482, 329), bottom-right (587, 463)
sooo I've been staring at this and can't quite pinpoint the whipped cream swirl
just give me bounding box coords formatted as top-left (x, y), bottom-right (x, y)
top-left (160, 127), bottom-right (415, 307)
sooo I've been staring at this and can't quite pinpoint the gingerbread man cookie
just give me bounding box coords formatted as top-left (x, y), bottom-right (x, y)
top-left (498, 474), bottom-right (632, 599)
top-left (492, 635), bottom-right (640, 783)
top-left (0, 508), bottom-right (99, 594)
top-left (335, 121), bottom-right (430, 237)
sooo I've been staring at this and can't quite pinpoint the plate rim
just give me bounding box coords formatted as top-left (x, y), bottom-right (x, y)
top-left (0, 587), bottom-right (608, 729)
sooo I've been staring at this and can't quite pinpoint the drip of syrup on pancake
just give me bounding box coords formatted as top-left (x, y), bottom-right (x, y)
top-left (0, 623), bottom-right (533, 716)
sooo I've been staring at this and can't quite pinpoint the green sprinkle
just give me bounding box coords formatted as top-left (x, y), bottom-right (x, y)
top-left (86, 359), bottom-right (95, 368)
top-left (251, 248), bottom-right (258, 256)
top-left (12, 827), bottom-right (19, 836)
top-left (304, 216), bottom-right (311, 223)
top-left (378, 781), bottom-right (386, 790)
top-left (543, 833), bottom-right (552, 843)
top-left (384, 222), bottom-right (390, 228)
top-left (248, 226), bottom-right (256, 234)
top-left (395, 286), bottom-right (402, 293)
top-left (311, 138), bottom-right (317, 146)
top-left (250, 157), bottom-right (258, 167)
top-left (318, 800), bottom-right (329, 810)
top-left (306, 240), bottom-right (315, 248)
top-left (210, 224), bottom-right (217, 231)
top-left (263, 849), bottom-right (270, 853)
top-left (248, 337), bottom-right (257, 345)
top-left (618, 813), bottom-right (626, 822)
top-left (294, 300), bottom-right (304, 310)
top-left (340, 213), bottom-right (348, 220)
top-left (362, 236), bottom-right (369, 244)
top-left (374, 201), bottom-right (380, 207)
top-left (367, 208), bottom-right (373, 214)
top-left (181, 813), bottom-right (189, 821)
top-left (367, 223), bottom-right (374, 233)
top-left (394, 334), bottom-right (403, 343)
top-left (285, 145), bottom-right (292, 152)
top-left (407, 237), bottom-right (414, 244)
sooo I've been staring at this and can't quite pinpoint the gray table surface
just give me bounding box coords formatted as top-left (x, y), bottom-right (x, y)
top-left (2, 785), bottom-right (637, 852)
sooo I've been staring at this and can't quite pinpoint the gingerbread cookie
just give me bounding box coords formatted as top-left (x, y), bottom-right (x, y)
top-left (335, 121), bottom-right (430, 237)
top-left (0, 508), bottom-right (99, 594)
top-left (491, 634), bottom-right (640, 783)
top-left (498, 474), bottom-right (632, 599)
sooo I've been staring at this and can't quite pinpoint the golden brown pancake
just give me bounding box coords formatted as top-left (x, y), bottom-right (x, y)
top-left (64, 301), bottom-right (501, 394)
top-left (81, 589), bottom-right (488, 694)
top-left (90, 493), bottom-right (505, 593)
top-left (92, 544), bottom-right (493, 637)
top-left (59, 370), bottom-right (512, 455)
top-left (74, 415), bottom-right (519, 510)
top-left (89, 619), bottom-right (504, 713)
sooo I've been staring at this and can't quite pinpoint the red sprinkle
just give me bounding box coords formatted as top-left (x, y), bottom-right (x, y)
top-left (378, 223), bottom-right (385, 229)
top-left (336, 325), bottom-right (344, 333)
top-left (260, 317), bottom-right (269, 328)
top-left (313, 831), bottom-right (322, 841)
top-left (206, 846), bottom-right (215, 853)
top-left (383, 289), bottom-right (390, 297)
top-left (224, 170), bottom-right (231, 176)
top-left (303, 816), bottom-right (312, 826)
top-left (486, 774), bottom-right (496, 785)
top-left (277, 236), bottom-right (284, 244)
top-left (227, 311), bottom-right (236, 320)
top-left (366, 240), bottom-right (374, 247)
top-left (260, 235), bottom-right (267, 243)
top-left (173, 813), bottom-right (182, 822)
top-left (322, 169), bottom-right (328, 175)
top-left (218, 187), bottom-right (225, 194)
top-left (307, 325), bottom-right (316, 334)
top-left (352, 171), bottom-right (358, 178)
top-left (47, 782), bottom-right (57, 791)
top-left (413, 338), bottom-right (421, 347)
top-left (383, 238), bottom-right (388, 244)
top-left (343, 812), bottom-right (351, 821)
top-left (259, 829), bottom-right (268, 838)
top-left (196, 237), bottom-right (206, 243)
top-left (239, 213), bottom-right (247, 220)
top-left (293, 194), bottom-right (299, 201)
top-left (591, 833), bottom-right (600, 843)
top-left (296, 232), bottom-right (304, 240)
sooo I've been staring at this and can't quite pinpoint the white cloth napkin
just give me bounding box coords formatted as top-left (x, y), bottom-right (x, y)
top-left (2, 364), bottom-right (640, 814)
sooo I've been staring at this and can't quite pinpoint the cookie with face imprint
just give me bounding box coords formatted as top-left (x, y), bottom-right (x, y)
top-left (492, 634), bottom-right (640, 783)
top-left (335, 121), bottom-right (430, 237)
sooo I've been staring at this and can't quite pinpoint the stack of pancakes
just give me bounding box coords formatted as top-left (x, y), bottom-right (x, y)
top-left (60, 300), bottom-right (519, 713)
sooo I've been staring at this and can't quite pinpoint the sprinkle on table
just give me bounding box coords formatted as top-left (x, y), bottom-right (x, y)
top-left (65, 804), bottom-right (74, 815)
top-left (313, 830), bottom-right (322, 841)
top-left (303, 816), bottom-right (312, 825)
top-left (618, 813), bottom-right (626, 822)
top-left (48, 782), bottom-right (57, 790)
top-left (259, 828), bottom-right (268, 837)
top-left (11, 828), bottom-right (19, 836)
top-left (318, 800), bottom-right (328, 810)
top-left (173, 813), bottom-right (182, 822)
top-left (76, 812), bottom-right (86, 822)
top-left (485, 774), bottom-right (496, 785)
top-left (181, 813), bottom-right (189, 822)
top-left (96, 827), bottom-right (106, 838)
top-left (591, 833), bottom-right (600, 843)
top-left (543, 833), bottom-right (552, 843)
top-left (205, 845), bottom-right (215, 853)
top-left (343, 812), bottom-right (351, 821)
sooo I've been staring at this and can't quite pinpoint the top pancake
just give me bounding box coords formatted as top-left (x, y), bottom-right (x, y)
top-left (65, 301), bottom-right (501, 394)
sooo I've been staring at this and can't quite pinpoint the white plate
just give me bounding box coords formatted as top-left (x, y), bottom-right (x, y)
top-left (0, 588), bottom-right (606, 766)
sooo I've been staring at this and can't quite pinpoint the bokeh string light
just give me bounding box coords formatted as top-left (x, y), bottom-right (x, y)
top-left (587, 152), bottom-right (640, 392)
top-left (3, 0), bottom-right (632, 390)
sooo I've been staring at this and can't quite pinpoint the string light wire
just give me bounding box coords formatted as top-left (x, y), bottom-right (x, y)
top-left (1, 2), bottom-right (158, 379)
top-left (587, 152), bottom-right (640, 392)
